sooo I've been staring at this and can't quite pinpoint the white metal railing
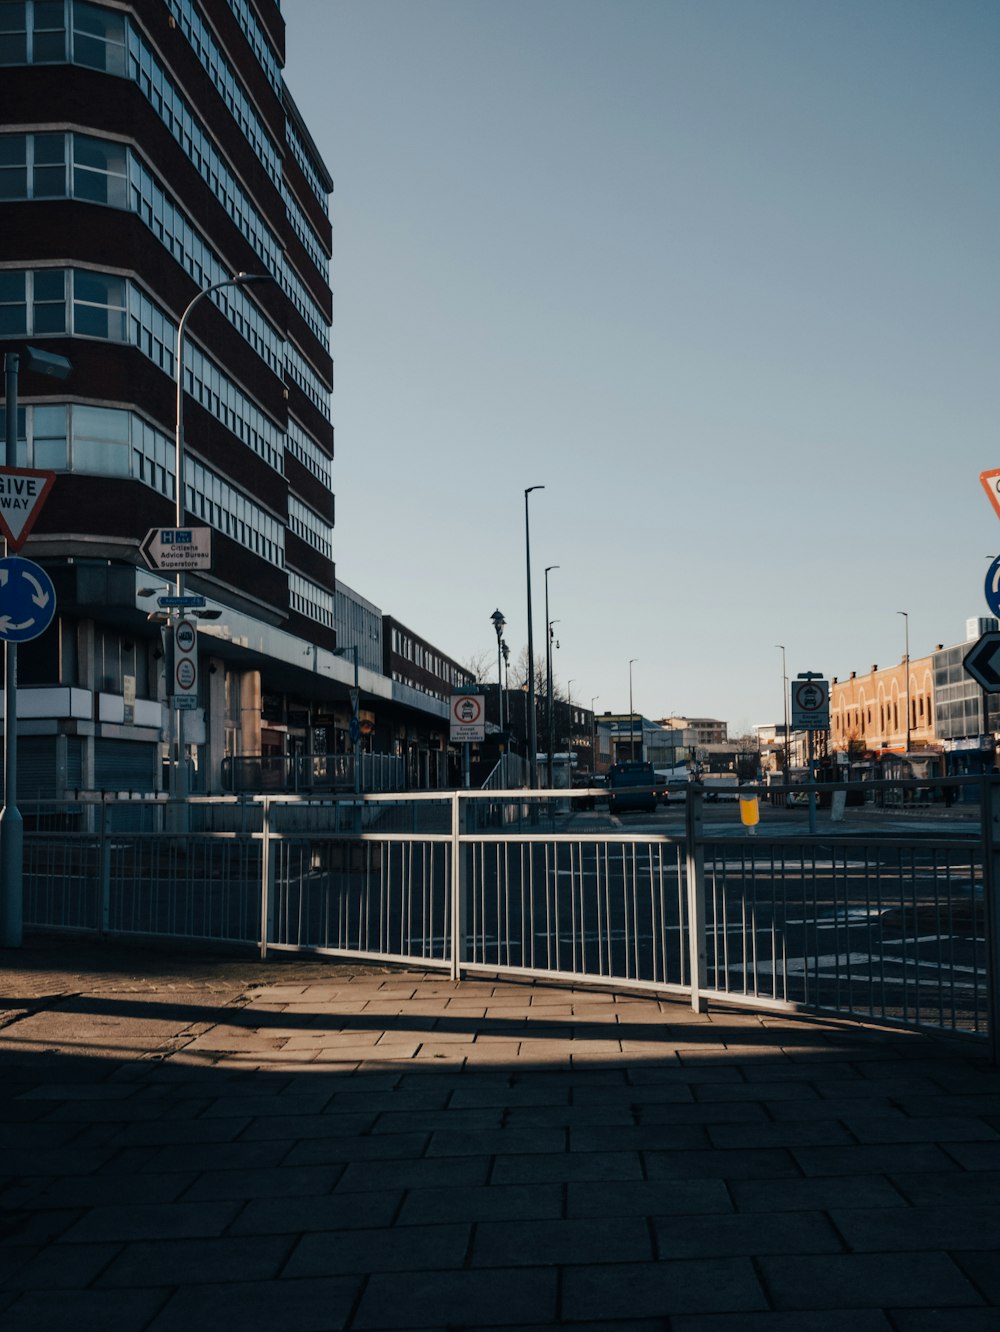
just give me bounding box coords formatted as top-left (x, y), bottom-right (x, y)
top-left (18, 779), bottom-right (999, 1056)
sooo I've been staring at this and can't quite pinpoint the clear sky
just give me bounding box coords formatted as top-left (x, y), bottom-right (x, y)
top-left (282, 0), bottom-right (1000, 734)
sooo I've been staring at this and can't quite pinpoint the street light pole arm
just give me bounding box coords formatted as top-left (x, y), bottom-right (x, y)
top-left (173, 272), bottom-right (271, 806)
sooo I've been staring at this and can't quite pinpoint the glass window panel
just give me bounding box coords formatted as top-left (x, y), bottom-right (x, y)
top-left (34, 0), bottom-right (65, 24)
top-left (33, 404), bottom-right (66, 436)
top-left (0, 1), bottom-right (26, 33)
top-left (33, 164), bottom-right (64, 195)
top-left (73, 167), bottom-right (107, 203)
top-left (33, 32), bottom-right (65, 60)
top-left (0, 305), bottom-right (27, 335)
top-left (73, 2), bottom-right (125, 74)
top-left (0, 134), bottom-right (25, 166)
top-left (72, 438), bottom-right (128, 475)
top-left (73, 270), bottom-right (114, 304)
top-left (73, 2), bottom-right (119, 37)
top-left (73, 405), bottom-right (129, 442)
top-left (34, 133), bottom-right (65, 165)
top-left (0, 166), bottom-right (26, 199)
top-left (33, 303), bottom-right (66, 334)
top-left (0, 270), bottom-right (26, 301)
top-left (34, 269), bottom-right (65, 301)
top-left (0, 4), bottom-right (26, 63)
top-left (34, 438), bottom-right (67, 469)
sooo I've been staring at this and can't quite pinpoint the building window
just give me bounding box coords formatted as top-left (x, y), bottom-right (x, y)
top-left (0, 0), bottom-right (125, 73)
top-left (73, 133), bottom-right (126, 205)
top-left (73, 1), bottom-right (126, 75)
top-left (0, 270), bottom-right (28, 334)
top-left (0, 133), bottom-right (27, 197)
top-left (73, 269), bottom-right (126, 338)
top-left (0, 266), bottom-right (126, 338)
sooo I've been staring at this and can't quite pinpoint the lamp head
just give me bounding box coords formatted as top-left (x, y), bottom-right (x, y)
top-left (25, 345), bottom-right (71, 379)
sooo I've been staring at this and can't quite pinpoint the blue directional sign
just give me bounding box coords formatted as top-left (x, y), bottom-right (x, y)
top-left (985, 556), bottom-right (1000, 619)
top-left (0, 556), bottom-right (57, 642)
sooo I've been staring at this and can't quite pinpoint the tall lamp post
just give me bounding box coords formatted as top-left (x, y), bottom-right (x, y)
top-left (776, 644), bottom-right (789, 780)
top-left (524, 485), bottom-right (544, 787)
top-left (174, 273), bottom-right (271, 803)
top-left (544, 565), bottom-right (559, 787)
top-left (566, 679), bottom-right (575, 764)
top-left (501, 639), bottom-right (510, 734)
top-left (898, 610), bottom-right (910, 756)
top-left (490, 608), bottom-right (506, 737)
top-left (591, 695), bottom-right (600, 773)
top-left (2, 346), bottom-right (71, 948)
top-left (629, 658), bottom-right (638, 760)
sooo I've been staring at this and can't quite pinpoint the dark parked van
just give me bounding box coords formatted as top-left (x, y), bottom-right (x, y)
top-left (607, 760), bottom-right (658, 814)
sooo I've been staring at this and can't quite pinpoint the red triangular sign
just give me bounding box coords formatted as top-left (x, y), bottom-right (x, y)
top-left (0, 468), bottom-right (56, 551)
top-left (980, 469), bottom-right (1000, 520)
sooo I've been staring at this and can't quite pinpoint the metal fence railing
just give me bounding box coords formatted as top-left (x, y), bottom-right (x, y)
top-left (18, 778), bottom-right (1000, 1057)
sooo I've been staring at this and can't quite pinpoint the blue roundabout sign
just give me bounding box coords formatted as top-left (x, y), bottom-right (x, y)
top-left (0, 556), bottom-right (57, 642)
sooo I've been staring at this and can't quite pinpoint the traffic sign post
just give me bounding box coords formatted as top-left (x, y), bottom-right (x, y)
top-left (450, 694), bottom-right (485, 789)
top-left (792, 672), bottom-right (829, 836)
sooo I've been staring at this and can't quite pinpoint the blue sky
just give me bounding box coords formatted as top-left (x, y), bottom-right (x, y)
top-left (283, 0), bottom-right (1000, 733)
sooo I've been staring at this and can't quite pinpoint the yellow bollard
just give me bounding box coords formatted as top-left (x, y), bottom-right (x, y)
top-left (739, 795), bottom-right (759, 835)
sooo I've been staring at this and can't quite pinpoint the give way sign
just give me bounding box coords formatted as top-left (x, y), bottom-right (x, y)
top-left (0, 468), bottom-right (56, 551)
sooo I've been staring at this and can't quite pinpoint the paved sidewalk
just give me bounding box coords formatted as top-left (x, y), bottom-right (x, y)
top-left (1, 938), bottom-right (999, 1331)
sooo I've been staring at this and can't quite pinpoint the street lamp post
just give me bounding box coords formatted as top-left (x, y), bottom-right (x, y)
top-left (173, 273), bottom-right (271, 804)
top-left (490, 608), bottom-right (506, 737)
top-left (333, 645), bottom-right (361, 795)
top-left (898, 610), bottom-right (910, 756)
top-left (629, 658), bottom-right (638, 760)
top-left (776, 644), bottom-right (789, 780)
top-left (544, 564), bottom-right (559, 788)
top-left (591, 695), bottom-right (600, 773)
top-left (524, 486), bottom-right (544, 787)
top-left (566, 679), bottom-right (575, 762)
top-left (501, 639), bottom-right (510, 739)
top-left (2, 346), bottom-right (71, 948)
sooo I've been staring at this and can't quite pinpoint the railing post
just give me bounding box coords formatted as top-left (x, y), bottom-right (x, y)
top-left (685, 784), bottom-right (707, 1013)
top-left (450, 791), bottom-right (465, 981)
top-left (99, 794), bottom-right (111, 936)
top-left (259, 796), bottom-right (271, 960)
top-left (984, 776), bottom-right (1000, 1064)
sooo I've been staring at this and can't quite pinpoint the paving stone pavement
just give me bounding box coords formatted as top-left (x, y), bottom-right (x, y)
top-left (1, 936), bottom-right (999, 1331)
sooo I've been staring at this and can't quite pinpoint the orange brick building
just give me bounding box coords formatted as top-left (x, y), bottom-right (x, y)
top-left (830, 657), bottom-right (937, 755)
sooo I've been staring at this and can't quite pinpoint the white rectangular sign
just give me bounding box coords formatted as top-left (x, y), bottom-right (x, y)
top-left (171, 619), bottom-right (198, 710)
top-left (791, 678), bottom-right (830, 730)
top-left (450, 693), bottom-right (485, 742)
top-left (141, 526), bottom-right (212, 571)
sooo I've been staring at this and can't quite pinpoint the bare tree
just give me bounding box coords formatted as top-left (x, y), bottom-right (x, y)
top-left (731, 732), bottom-right (761, 780)
top-left (513, 644), bottom-right (546, 695)
top-left (462, 648), bottom-right (495, 684)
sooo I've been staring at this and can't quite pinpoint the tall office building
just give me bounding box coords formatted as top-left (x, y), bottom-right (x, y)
top-left (1, 0), bottom-right (347, 792)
